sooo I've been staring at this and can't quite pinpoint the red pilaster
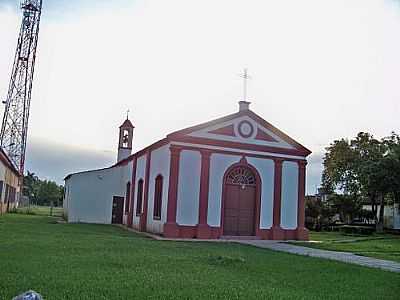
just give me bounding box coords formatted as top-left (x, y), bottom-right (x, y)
top-left (296, 160), bottom-right (309, 240)
top-left (271, 158), bottom-right (284, 240)
top-left (197, 150), bottom-right (212, 239)
top-left (140, 151), bottom-right (151, 232)
top-left (127, 157), bottom-right (137, 228)
top-left (164, 145), bottom-right (182, 237)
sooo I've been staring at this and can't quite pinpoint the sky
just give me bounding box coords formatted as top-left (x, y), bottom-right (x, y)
top-left (0, 0), bottom-right (399, 194)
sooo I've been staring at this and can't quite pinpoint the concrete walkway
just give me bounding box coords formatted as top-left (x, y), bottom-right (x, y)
top-left (237, 240), bottom-right (400, 273)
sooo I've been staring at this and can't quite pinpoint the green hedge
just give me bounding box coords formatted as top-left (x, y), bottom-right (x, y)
top-left (339, 225), bottom-right (375, 235)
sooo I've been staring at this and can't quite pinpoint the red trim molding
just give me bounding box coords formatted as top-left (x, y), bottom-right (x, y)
top-left (173, 144), bottom-right (303, 163)
top-left (271, 159), bottom-right (284, 239)
top-left (127, 157), bottom-right (137, 228)
top-left (170, 135), bottom-right (310, 157)
top-left (257, 228), bottom-right (299, 240)
top-left (296, 160), bottom-right (309, 240)
top-left (197, 150), bottom-right (212, 239)
top-left (163, 145), bottom-right (182, 237)
top-left (162, 224), bottom-right (300, 240)
top-left (140, 151), bottom-right (151, 232)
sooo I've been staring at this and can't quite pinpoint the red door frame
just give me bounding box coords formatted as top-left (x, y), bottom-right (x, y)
top-left (220, 158), bottom-right (262, 237)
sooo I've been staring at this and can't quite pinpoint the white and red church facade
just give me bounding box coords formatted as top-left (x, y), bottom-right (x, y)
top-left (64, 101), bottom-right (311, 240)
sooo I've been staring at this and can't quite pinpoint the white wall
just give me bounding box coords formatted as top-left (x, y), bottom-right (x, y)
top-left (247, 157), bottom-right (274, 229)
top-left (0, 163), bottom-right (6, 204)
top-left (207, 153), bottom-right (241, 227)
top-left (117, 148), bottom-right (131, 163)
top-left (132, 154), bottom-right (147, 227)
top-left (65, 162), bottom-right (132, 224)
top-left (146, 145), bottom-right (170, 233)
top-left (394, 204), bottom-right (400, 229)
top-left (280, 161), bottom-right (299, 229)
top-left (176, 150), bottom-right (201, 226)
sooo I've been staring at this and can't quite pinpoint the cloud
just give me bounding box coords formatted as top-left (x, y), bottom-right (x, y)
top-left (25, 137), bottom-right (116, 185)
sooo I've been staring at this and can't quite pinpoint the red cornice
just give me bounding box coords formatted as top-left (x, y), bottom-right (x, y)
top-left (171, 144), bottom-right (307, 163)
top-left (169, 135), bottom-right (310, 157)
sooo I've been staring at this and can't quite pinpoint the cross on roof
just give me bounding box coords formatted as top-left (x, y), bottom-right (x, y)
top-left (240, 68), bottom-right (251, 102)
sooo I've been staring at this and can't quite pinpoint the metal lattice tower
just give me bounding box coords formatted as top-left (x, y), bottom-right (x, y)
top-left (0, 0), bottom-right (43, 174)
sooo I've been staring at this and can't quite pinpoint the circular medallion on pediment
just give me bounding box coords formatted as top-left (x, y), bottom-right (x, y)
top-left (237, 120), bottom-right (254, 138)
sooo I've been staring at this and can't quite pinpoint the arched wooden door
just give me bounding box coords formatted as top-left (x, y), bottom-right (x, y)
top-left (223, 166), bottom-right (257, 236)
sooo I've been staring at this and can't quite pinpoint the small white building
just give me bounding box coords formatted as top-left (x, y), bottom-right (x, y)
top-left (362, 204), bottom-right (400, 230)
top-left (64, 102), bottom-right (312, 240)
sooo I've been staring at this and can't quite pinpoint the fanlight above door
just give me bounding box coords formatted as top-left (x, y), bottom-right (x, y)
top-left (226, 167), bottom-right (256, 186)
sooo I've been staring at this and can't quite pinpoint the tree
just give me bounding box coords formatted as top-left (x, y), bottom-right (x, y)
top-left (23, 171), bottom-right (64, 207)
top-left (305, 196), bottom-right (335, 231)
top-left (329, 194), bottom-right (362, 224)
top-left (322, 132), bottom-right (400, 232)
top-left (23, 171), bottom-right (39, 203)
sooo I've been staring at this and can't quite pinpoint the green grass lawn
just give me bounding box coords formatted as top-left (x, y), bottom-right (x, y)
top-left (15, 205), bottom-right (64, 217)
top-left (0, 215), bottom-right (399, 300)
top-left (290, 231), bottom-right (400, 263)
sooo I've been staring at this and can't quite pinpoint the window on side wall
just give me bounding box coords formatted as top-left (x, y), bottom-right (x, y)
top-left (0, 181), bottom-right (3, 203)
top-left (125, 182), bottom-right (131, 214)
top-left (153, 175), bottom-right (163, 220)
top-left (136, 179), bottom-right (144, 216)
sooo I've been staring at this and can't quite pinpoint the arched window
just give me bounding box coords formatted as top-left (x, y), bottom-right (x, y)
top-left (226, 166), bottom-right (256, 185)
top-left (125, 182), bottom-right (131, 214)
top-left (136, 179), bottom-right (144, 216)
top-left (153, 175), bottom-right (163, 220)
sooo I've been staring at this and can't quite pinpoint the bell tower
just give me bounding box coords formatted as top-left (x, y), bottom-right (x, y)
top-left (117, 117), bottom-right (134, 162)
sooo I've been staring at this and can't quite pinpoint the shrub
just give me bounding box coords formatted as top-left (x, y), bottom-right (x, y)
top-left (339, 225), bottom-right (375, 235)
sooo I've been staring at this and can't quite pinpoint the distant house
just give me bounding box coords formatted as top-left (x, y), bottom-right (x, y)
top-left (64, 102), bottom-right (312, 240)
top-left (362, 204), bottom-right (400, 230)
top-left (0, 148), bottom-right (22, 213)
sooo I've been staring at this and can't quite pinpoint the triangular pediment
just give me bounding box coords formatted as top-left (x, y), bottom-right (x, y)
top-left (167, 110), bottom-right (311, 156)
top-left (186, 115), bottom-right (295, 149)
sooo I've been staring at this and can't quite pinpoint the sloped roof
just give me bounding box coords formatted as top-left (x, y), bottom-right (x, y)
top-left (120, 119), bottom-right (134, 128)
top-left (0, 148), bottom-right (22, 177)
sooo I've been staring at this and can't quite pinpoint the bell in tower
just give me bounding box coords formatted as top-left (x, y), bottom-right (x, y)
top-left (117, 116), bottom-right (134, 162)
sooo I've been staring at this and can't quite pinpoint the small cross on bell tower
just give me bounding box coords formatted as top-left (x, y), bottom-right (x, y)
top-left (117, 111), bottom-right (134, 162)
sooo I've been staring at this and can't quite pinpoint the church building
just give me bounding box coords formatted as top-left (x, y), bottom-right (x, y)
top-left (64, 101), bottom-right (311, 240)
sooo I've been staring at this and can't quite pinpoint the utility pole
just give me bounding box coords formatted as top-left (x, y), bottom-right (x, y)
top-left (0, 0), bottom-right (43, 174)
